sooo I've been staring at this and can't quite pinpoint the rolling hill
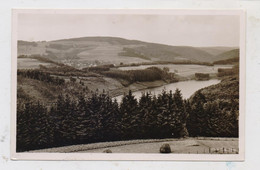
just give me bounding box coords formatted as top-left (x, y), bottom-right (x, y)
top-left (214, 49), bottom-right (240, 61)
top-left (18, 37), bottom-right (239, 68)
top-left (198, 47), bottom-right (237, 56)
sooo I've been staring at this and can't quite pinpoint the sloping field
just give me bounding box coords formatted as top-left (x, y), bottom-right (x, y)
top-left (77, 43), bottom-right (147, 65)
top-left (199, 47), bottom-right (236, 56)
top-left (30, 137), bottom-right (238, 154)
top-left (17, 37), bottom-right (239, 68)
top-left (17, 58), bottom-right (53, 69)
top-left (215, 49), bottom-right (240, 61)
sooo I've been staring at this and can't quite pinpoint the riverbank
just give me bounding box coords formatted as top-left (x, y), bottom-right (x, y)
top-left (107, 72), bottom-right (221, 98)
top-left (108, 80), bottom-right (169, 97)
top-left (108, 63), bottom-right (234, 100)
top-left (113, 79), bottom-right (221, 102)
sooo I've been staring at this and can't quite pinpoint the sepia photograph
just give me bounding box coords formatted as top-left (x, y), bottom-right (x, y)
top-left (11, 9), bottom-right (245, 160)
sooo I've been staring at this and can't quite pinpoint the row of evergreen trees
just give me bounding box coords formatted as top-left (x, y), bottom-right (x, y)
top-left (187, 91), bottom-right (238, 137)
top-left (17, 89), bottom-right (238, 152)
top-left (102, 67), bottom-right (177, 83)
top-left (17, 69), bottom-right (65, 86)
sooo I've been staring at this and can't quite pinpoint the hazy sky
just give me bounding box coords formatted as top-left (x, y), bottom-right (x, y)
top-left (18, 13), bottom-right (240, 47)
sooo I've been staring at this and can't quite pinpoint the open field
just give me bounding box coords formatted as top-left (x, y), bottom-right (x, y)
top-left (17, 58), bottom-right (53, 69)
top-left (30, 138), bottom-right (238, 154)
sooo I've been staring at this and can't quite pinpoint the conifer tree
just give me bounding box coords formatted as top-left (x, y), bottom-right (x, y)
top-left (173, 89), bottom-right (187, 137)
top-left (75, 93), bottom-right (90, 143)
top-left (156, 90), bottom-right (173, 138)
top-left (187, 90), bottom-right (207, 136)
top-left (86, 92), bottom-right (103, 142)
top-left (139, 92), bottom-right (153, 138)
top-left (17, 102), bottom-right (31, 151)
top-left (52, 94), bottom-right (65, 145)
top-left (120, 90), bottom-right (138, 140)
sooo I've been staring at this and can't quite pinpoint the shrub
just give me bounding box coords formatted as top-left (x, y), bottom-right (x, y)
top-left (217, 69), bottom-right (233, 77)
top-left (195, 73), bottom-right (210, 80)
top-left (102, 67), bottom-right (176, 83)
top-left (70, 77), bottom-right (76, 83)
top-left (160, 143), bottom-right (172, 153)
top-left (213, 57), bottom-right (239, 65)
top-left (17, 69), bottom-right (65, 85)
top-left (103, 149), bottom-right (112, 153)
top-left (102, 70), bottom-right (133, 82)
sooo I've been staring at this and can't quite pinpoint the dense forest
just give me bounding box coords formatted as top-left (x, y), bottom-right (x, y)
top-left (102, 67), bottom-right (177, 83)
top-left (16, 37), bottom-right (240, 152)
top-left (213, 57), bottom-right (239, 65)
top-left (17, 81), bottom-right (238, 152)
top-left (16, 57), bottom-right (239, 152)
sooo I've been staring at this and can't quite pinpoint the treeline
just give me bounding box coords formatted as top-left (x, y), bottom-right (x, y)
top-left (117, 60), bottom-right (213, 67)
top-left (213, 57), bottom-right (239, 65)
top-left (39, 65), bottom-right (84, 76)
top-left (82, 64), bottom-right (115, 72)
top-left (17, 88), bottom-right (238, 152)
top-left (217, 64), bottom-right (239, 77)
top-left (195, 73), bottom-right (210, 80)
top-left (18, 40), bottom-right (37, 47)
top-left (17, 89), bottom-right (188, 151)
top-left (187, 91), bottom-right (238, 137)
top-left (18, 69), bottom-right (65, 86)
top-left (102, 67), bottom-right (177, 83)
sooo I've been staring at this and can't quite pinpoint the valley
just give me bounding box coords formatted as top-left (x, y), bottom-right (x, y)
top-left (17, 36), bottom-right (239, 103)
top-left (16, 36), bottom-right (240, 152)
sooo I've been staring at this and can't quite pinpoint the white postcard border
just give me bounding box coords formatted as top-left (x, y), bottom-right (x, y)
top-left (11, 9), bottom-right (246, 161)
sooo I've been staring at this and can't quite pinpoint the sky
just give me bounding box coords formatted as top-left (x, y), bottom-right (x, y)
top-left (17, 13), bottom-right (240, 47)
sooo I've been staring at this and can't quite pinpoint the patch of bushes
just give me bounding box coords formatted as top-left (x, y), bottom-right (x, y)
top-left (213, 57), bottom-right (239, 65)
top-left (195, 73), bottom-right (210, 80)
top-left (17, 69), bottom-right (65, 86)
top-left (103, 149), bottom-right (112, 153)
top-left (102, 67), bottom-right (177, 83)
top-left (18, 40), bottom-right (37, 47)
top-left (117, 60), bottom-right (213, 67)
top-left (70, 77), bottom-right (76, 83)
top-left (102, 70), bottom-right (132, 82)
top-left (217, 69), bottom-right (233, 77)
top-left (160, 143), bottom-right (172, 153)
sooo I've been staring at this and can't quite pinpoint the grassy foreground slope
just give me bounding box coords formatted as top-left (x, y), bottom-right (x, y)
top-left (31, 137), bottom-right (238, 154)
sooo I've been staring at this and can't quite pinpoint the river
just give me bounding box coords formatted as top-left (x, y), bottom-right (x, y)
top-left (114, 64), bottom-right (230, 102)
top-left (114, 79), bottom-right (221, 103)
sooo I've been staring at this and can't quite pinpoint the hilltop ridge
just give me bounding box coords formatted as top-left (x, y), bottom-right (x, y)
top-left (18, 36), bottom-right (239, 68)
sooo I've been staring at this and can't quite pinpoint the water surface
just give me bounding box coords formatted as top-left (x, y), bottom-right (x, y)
top-left (114, 79), bottom-right (220, 102)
